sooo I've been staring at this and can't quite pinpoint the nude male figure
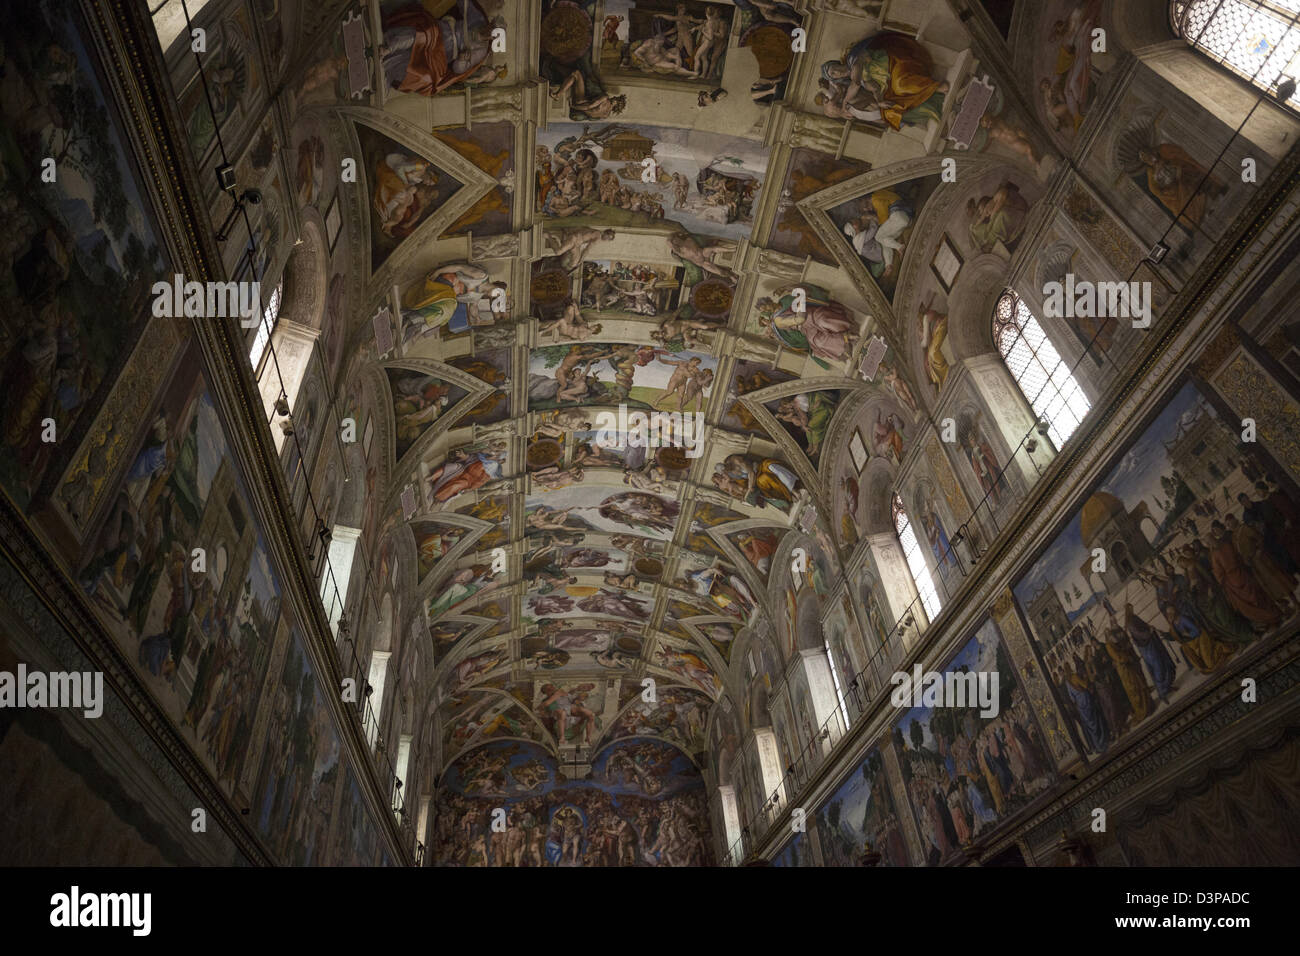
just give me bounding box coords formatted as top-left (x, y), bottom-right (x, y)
top-left (550, 70), bottom-right (628, 119)
top-left (663, 4), bottom-right (702, 63)
top-left (693, 7), bottom-right (728, 78)
top-left (553, 345), bottom-right (602, 393)
top-left (656, 355), bottom-right (702, 408)
top-left (671, 171), bottom-right (690, 209)
top-left (547, 227), bottom-right (617, 272)
top-left (676, 365), bottom-right (714, 412)
top-left (540, 298), bottom-right (603, 342)
top-left (669, 231), bottom-right (735, 279)
top-left (535, 408), bottom-right (592, 438)
top-left (557, 372), bottom-right (598, 403)
top-left (651, 313), bottom-right (718, 349)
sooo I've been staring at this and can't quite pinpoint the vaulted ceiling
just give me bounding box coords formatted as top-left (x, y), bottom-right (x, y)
top-left (277, 0), bottom-right (1069, 780)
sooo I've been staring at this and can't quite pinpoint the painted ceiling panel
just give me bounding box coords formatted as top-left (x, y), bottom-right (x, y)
top-left (278, 0), bottom-right (1055, 778)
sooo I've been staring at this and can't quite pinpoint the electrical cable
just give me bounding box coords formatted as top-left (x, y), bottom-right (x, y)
top-left (730, 8), bottom-right (1300, 860)
top-left (178, 0), bottom-right (409, 820)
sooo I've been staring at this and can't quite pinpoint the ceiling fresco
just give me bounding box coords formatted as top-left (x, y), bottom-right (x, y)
top-left (4, 0), bottom-right (1296, 874)
top-left (285, 0), bottom-right (1059, 780)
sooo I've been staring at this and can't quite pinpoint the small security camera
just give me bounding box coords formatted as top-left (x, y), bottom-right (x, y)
top-left (244, 188), bottom-right (263, 205)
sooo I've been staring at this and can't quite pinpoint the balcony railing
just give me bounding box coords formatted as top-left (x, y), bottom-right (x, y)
top-left (332, 603), bottom-right (418, 851)
top-left (720, 422), bottom-right (1056, 864)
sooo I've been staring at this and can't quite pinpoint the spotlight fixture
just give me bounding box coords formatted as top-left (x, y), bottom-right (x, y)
top-left (215, 188), bottom-right (265, 242)
top-left (1025, 437), bottom-right (1039, 454)
top-left (280, 416), bottom-right (295, 436)
top-left (273, 395), bottom-right (290, 416)
top-left (1037, 417), bottom-right (1051, 437)
top-left (215, 162), bottom-right (237, 194)
top-left (1277, 76), bottom-right (1296, 103)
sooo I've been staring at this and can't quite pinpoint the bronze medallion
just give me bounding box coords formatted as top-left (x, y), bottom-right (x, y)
top-left (746, 24), bottom-right (796, 80)
top-left (634, 556), bottom-right (664, 577)
top-left (530, 268), bottom-right (571, 305)
top-left (691, 277), bottom-right (734, 317)
top-left (657, 446), bottom-right (689, 473)
top-left (541, 4), bottom-right (594, 65)
top-left (527, 438), bottom-right (564, 469)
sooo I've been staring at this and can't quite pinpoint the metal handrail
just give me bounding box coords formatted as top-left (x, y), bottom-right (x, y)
top-left (721, 425), bottom-right (1053, 864)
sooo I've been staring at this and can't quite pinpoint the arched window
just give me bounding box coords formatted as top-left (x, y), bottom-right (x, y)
top-left (822, 630), bottom-right (853, 723)
top-left (993, 290), bottom-right (1092, 448)
top-left (392, 734), bottom-right (412, 816)
top-left (1172, 1), bottom-right (1300, 106)
top-left (249, 278), bottom-right (283, 370)
top-left (365, 651), bottom-right (390, 750)
top-left (893, 493), bottom-right (941, 621)
top-left (320, 525), bottom-right (361, 637)
top-left (151, 0), bottom-right (216, 55)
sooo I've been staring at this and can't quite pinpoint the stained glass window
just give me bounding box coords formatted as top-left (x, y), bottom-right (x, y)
top-left (1172, 0), bottom-right (1300, 106)
top-left (893, 493), bottom-right (941, 621)
top-left (249, 278), bottom-right (283, 370)
top-left (151, 0), bottom-right (216, 54)
top-left (994, 290), bottom-right (1092, 448)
